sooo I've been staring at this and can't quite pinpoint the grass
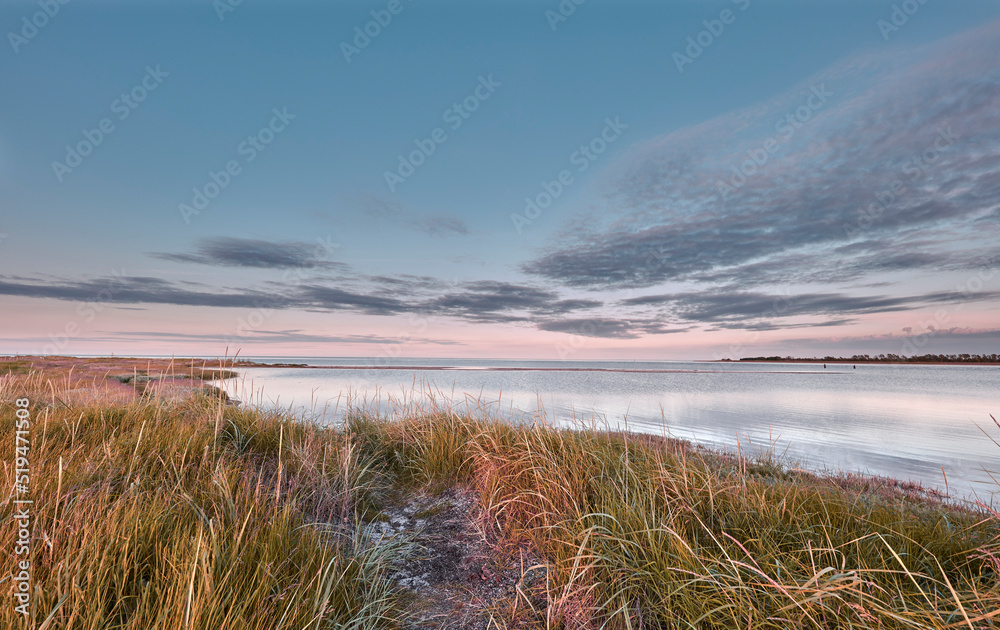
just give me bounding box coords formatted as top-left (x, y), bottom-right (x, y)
top-left (2, 367), bottom-right (998, 629)
top-left (113, 369), bottom-right (239, 384)
top-left (0, 359), bottom-right (32, 375)
top-left (1, 371), bottom-right (401, 630)
top-left (414, 502), bottom-right (452, 519)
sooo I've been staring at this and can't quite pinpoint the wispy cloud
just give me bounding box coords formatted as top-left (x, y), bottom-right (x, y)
top-left (685, 242), bottom-right (1000, 288)
top-left (538, 318), bottom-right (688, 339)
top-left (298, 285), bottom-right (410, 315)
top-left (357, 195), bottom-right (470, 236)
top-left (0, 275), bottom-right (281, 309)
top-left (523, 22), bottom-right (1000, 292)
top-left (764, 327), bottom-right (1000, 355)
top-left (424, 281), bottom-right (602, 323)
top-left (621, 289), bottom-right (1000, 330)
top-left (0, 274), bottom-right (603, 325)
top-left (152, 237), bottom-right (346, 270)
top-left (97, 329), bottom-right (464, 346)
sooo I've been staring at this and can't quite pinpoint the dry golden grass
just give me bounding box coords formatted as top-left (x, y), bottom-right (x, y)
top-left (349, 409), bottom-right (1000, 629)
top-left (1, 370), bottom-right (401, 630)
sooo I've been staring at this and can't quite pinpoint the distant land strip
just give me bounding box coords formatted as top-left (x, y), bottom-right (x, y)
top-left (727, 353), bottom-right (1000, 365)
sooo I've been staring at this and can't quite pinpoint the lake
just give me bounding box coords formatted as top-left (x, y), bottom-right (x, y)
top-left (219, 358), bottom-right (1000, 502)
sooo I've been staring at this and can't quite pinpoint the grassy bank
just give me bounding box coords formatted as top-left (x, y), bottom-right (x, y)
top-left (2, 368), bottom-right (998, 629)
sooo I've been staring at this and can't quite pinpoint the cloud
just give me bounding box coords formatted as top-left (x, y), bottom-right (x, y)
top-left (621, 289), bottom-right (1000, 329)
top-left (300, 285), bottom-right (409, 315)
top-left (411, 214), bottom-right (471, 236)
top-left (0, 275), bottom-right (286, 309)
top-left (152, 237), bottom-right (345, 269)
top-left (425, 281), bottom-right (601, 321)
top-left (4, 261), bottom-right (995, 338)
top-left (357, 195), bottom-right (470, 236)
top-left (710, 319), bottom-right (857, 332)
top-left (523, 22), bottom-right (1000, 291)
top-left (538, 318), bottom-right (688, 339)
top-left (762, 327), bottom-right (1000, 356)
top-left (685, 242), bottom-right (1000, 288)
top-left (98, 329), bottom-right (463, 346)
top-left (0, 274), bottom-right (603, 327)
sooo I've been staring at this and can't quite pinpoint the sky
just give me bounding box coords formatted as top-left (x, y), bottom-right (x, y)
top-left (1, 0), bottom-right (999, 360)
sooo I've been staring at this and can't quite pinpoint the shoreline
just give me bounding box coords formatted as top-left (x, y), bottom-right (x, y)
top-left (728, 360), bottom-right (1000, 367)
top-left (5, 354), bottom-right (998, 368)
top-left (8, 355), bottom-right (999, 376)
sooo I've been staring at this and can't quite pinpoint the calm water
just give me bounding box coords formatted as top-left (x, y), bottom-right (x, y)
top-left (219, 358), bottom-right (1000, 501)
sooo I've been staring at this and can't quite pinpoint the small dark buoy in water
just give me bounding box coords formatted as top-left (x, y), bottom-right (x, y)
top-left (823, 364), bottom-right (826, 368)
top-left (854, 365), bottom-right (856, 369)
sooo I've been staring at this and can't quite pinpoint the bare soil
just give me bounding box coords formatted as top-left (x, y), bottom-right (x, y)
top-left (367, 485), bottom-right (545, 629)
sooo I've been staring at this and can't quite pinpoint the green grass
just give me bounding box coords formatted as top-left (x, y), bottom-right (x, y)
top-left (413, 502), bottom-right (451, 519)
top-left (2, 369), bottom-right (998, 629)
top-left (0, 359), bottom-right (32, 375)
top-left (113, 368), bottom-right (238, 384)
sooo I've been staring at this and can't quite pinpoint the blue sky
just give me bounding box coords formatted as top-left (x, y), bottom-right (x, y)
top-left (1, 0), bottom-right (999, 359)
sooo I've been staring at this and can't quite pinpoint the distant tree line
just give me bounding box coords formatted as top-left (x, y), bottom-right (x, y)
top-left (734, 354), bottom-right (1000, 364)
